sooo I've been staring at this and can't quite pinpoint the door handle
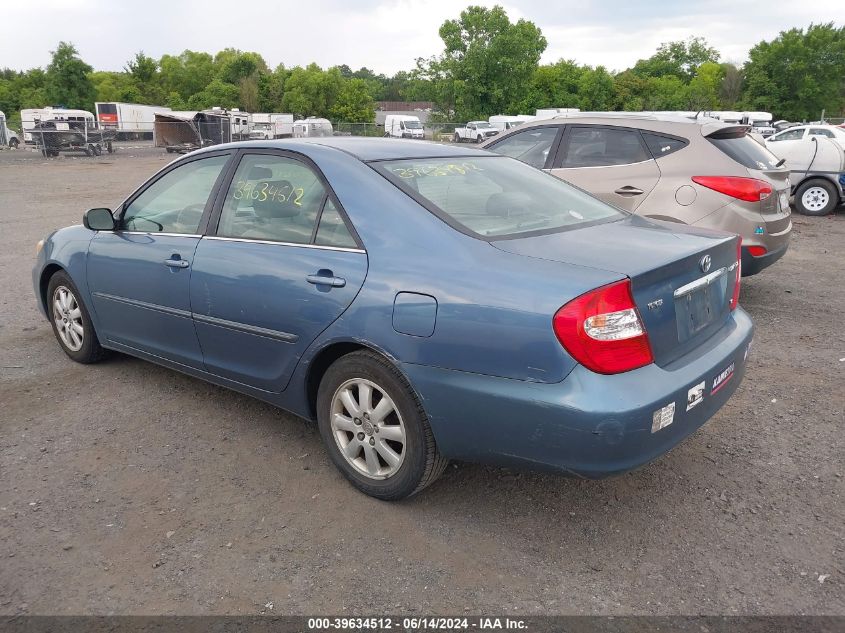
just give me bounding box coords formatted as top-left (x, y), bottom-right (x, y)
top-left (164, 257), bottom-right (190, 268)
top-left (307, 271), bottom-right (346, 288)
top-left (614, 186), bottom-right (644, 196)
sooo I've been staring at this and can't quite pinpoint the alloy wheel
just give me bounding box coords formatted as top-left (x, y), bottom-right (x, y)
top-left (330, 378), bottom-right (406, 480)
top-left (52, 285), bottom-right (84, 351)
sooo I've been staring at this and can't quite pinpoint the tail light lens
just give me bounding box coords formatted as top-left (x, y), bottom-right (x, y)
top-left (553, 279), bottom-right (654, 375)
top-left (747, 245), bottom-right (767, 257)
top-left (730, 238), bottom-right (742, 310)
top-left (692, 176), bottom-right (772, 202)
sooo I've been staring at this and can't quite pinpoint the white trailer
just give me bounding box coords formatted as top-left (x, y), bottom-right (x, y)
top-left (20, 107), bottom-right (94, 144)
top-left (95, 102), bottom-right (171, 139)
top-left (0, 111), bottom-right (20, 148)
top-left (489, 115), bottom-right (535, 132)
top-left (292, 117), bottom-right (333, 138)
top-left (535, 108), bottom-right (580, 119)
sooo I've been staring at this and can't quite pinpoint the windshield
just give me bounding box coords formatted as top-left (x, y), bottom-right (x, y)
top-left (375, 156), bottom-right (624, 238)
top-left (404, 120), bottom-right (422, 129)
top-left (475, 122), bottom-right (494, 128)
top-left (708, 134), bottom-right (781, 170)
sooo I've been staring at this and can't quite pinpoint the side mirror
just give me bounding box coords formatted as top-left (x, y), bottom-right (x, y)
top-left (83, 208), bottom-right (115, 231)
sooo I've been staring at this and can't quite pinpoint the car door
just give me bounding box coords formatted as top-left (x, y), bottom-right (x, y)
top-left (549, 125), bottom-right (660, 212)
top-left (484, 125), bottom-right (563, 170)
top-left (86, 152), bottom-right (232, 368)
top-left (190, 150), bottom-right (368, 392)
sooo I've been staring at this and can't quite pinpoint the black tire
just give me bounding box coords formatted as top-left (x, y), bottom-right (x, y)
top-left (9, 138), bottom-right (18, 149)
top-left (794, 179), bottom-right (838, 216)
top-left (453, 133), bottom-right (460, 143)
top-left (316, 350), bottom-right (448, 500)
top-left (93, 144), bottom-right (102, 156)
top-left (476, 135), bottom-right (483, 143)
top-left (106, 141), bottom-right (113, 153)
top-left (84, 144), bottom-right (94, 157)
top-left (46, 271), bottom-right (107, 364)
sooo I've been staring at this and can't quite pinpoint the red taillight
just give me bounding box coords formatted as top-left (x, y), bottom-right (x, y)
top-left (692, 176), bottom-right (772, 202)
top-left (730, 238), bottom-right (742, 311)
top-left (553, 279), bottom-right (654, 375)
top-left (747, 245), bottom-right (767, 257)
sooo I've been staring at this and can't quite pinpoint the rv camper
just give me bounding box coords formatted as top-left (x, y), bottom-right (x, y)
top-left (292, 117), bottom-right (333, 138)
top-left (95, 102), bottom-right (171, 139)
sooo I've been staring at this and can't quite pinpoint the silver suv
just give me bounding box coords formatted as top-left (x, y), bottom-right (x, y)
top-left (481, 113), bottom-right (792, 276)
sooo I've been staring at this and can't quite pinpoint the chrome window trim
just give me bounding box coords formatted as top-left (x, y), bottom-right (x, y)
top-left (553, 158), bottom-right (654, 170)
top-left (203, 235), bottom-right (365, 254)
top-left (116, 231), bottom-right (202, 238)
top-left (673, 267), bottom-right (729, 299)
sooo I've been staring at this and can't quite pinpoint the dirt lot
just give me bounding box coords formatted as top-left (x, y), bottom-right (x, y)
top-left (0, 144), bottom-right (843, 616)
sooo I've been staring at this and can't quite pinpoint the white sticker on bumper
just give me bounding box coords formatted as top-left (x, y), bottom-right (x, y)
top-left (686, 381), bottom-right (705, 412)
top-left (651, 402), bottom-right (676, 433)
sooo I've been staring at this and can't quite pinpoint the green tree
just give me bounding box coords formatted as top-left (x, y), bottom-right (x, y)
top-left (577, 66), bottom-right (614, 110)
top-left (742, 23), bottom-right (845, 120)
top-left (257, 64), bottom-right (289, 112)
top-left (187, 79), bottom-right (240, 110)
top-left (159, 50), bottom-right (215, 100)
top-left (686, 61), bottom-right (724, 109)
top-left (44, 42), bottom-right (95, 110)
top-left (124, 52), bottom-right (163, 103)
top-left (428, 5), bottom-right (546, 120)
top-left (281, 64), bottom-right (343, 118)
top-left (719, 63), bottom-right (743, 108)
top-left (519, 60), bottom-right (583, 113)
top-left (632, 37), bottom-right (719, 80)
top-left (329, 78), bottom-right (376, 122)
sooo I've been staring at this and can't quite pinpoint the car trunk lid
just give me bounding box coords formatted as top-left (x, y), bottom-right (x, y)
top-left (491, 215), bottom-right (740, 367)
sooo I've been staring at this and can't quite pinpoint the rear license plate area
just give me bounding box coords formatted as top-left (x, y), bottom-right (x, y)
top-left (675, 283), bottom-right (723, 342)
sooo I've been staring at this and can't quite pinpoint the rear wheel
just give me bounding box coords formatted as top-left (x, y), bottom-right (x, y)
top-left (453, 133), bottom-right (460, 143)
top-left (795, 179), bottom-right (838, 216)
top-left (93, 144), bottom-right (102, 156)
top-left (84, 144), bottom-right (94, 157)
top-left (46, 271), bottom-right (107, 364)
top-left (317, 350), bottom-right (447, 500)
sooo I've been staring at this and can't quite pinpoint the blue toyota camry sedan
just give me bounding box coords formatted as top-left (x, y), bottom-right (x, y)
top-left (33, 138), bottom-right (753, 500)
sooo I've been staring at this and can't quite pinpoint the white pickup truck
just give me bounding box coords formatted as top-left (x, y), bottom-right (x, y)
top-left (453, 121), bottom-right (499, 143)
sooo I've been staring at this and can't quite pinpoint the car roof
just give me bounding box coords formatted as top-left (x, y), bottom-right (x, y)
top-left (509, 112), bottom-right (744, 136)
top-left (192, 137), bottom-right (495, 162)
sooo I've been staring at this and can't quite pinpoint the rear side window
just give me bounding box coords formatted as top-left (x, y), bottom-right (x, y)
top-left (809, 128), bottom-right (835, 138)
top-left (642, 132), bottom-right (688, 158)
top-left (561, 127), bottom-right (650, 167)
top-left (707, 135), bottom-right (781, 170)
top-left (486, 126), bottom-right (558, 169)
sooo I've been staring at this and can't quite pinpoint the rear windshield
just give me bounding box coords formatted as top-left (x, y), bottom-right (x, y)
top-left (708, 134), bottom-right (780, 170)
top-left (375, 156), bottom-right (624, 238)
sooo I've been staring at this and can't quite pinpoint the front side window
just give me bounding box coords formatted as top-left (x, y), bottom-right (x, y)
top-left (487, 127), bottom-right (558, 169)
top-left (121, 154), bottom-right (229, 233)
top-left (561, 127), bottom-right (650, 167)
top-left (217, 154), bottom-right (356, 248)
top-left (376, 156), bottom-right (623, 239)
top-left (772, 128), bottom-right (805, 141)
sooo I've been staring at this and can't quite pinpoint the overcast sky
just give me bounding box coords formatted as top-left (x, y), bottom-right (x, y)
top-left (0, 0), bottom-right (840, 75)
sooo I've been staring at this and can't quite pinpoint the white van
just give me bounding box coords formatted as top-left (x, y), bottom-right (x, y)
top-left (384, 115), bottom-right (424, 139)
top-left (489, 115), bottom-right (535, 132)
top-left (292, 117), bottom-right (333, 138)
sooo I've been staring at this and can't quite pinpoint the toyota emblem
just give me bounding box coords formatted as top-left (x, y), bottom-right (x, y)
top-left (700, 254), bottom-right (712, 273)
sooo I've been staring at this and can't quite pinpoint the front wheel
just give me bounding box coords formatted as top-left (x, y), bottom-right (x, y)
top-left (46, 271), bottom-right (107, 364)
top-left (9, 138), bottom-right (18, 149)
top-left (317, 350), bottom-right (447, 500)
top-left (476, 135), bottom-right (483, 143)
top-left (794, 179), bottom-right (838, 216)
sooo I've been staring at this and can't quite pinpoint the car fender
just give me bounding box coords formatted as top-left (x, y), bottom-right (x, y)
top-left (33, 225), bottom-right (97, 325)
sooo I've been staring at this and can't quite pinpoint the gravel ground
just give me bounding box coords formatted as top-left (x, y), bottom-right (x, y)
top-left (0, 146), bottom-right (843, 616)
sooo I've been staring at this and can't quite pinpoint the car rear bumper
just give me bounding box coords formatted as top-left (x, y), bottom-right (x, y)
top-left (402, 308), bottom-right (753, 478)
top-left (741, 239), bottom-right (789, 276)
